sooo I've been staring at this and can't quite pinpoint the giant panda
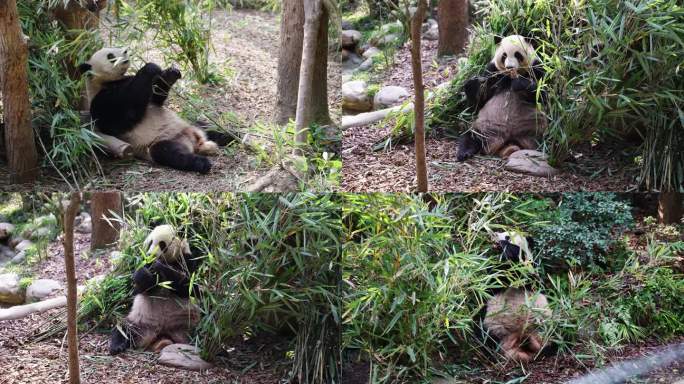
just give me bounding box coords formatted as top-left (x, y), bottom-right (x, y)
top-left (79, 47), bottom-right (233, 174)
top-left (457, 35), bottom-right (547, 161)
top-left (109, 225), bottom-right (203, 355)
top-left (480, 231), bottom-right (553, 363)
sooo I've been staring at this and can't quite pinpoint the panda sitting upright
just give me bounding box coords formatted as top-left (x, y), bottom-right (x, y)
top-left (480, 231), bottom-right (553, 363)
top-left (457, 35), bottom-right (547, 161)
top-left (110, 225), bottom-right (203, 355)
top-left (79, 48), bottom-right (233, 174)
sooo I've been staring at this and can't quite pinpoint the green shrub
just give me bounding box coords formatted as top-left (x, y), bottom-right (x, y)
top-left (533, 193), bottom-right (633, 271)
top-left (77, 193), bottom-right (341, 384)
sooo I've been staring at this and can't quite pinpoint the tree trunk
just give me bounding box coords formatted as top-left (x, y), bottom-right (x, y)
top-left (293, 0), bottom-right (324, 155)
top-left (410, 0), bottom-right (428, 192)
top-left (276, 0), bottom-right (304, 125)
top-left (658, 192), bottom-right (683, 225)
top-left (90, 191), bottom-right (122, 250)
top-left (63, 192), bottom-right (81, 384)
top-left (437, 0), bottom-right (469, 56)
top-left (0, 0), bottom-right (39, 184)
top-left (277, 0), bottom-right (330, 127)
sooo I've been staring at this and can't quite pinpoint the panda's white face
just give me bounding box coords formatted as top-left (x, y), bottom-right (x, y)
top-left (143, 224), bottom-right (189, 263)
top-left (492, 35), bottom-right (536, 77)
top-left (85, 47), bottom-right (131, 82)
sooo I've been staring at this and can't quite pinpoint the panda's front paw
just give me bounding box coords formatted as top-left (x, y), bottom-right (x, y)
top-left (163, 67), bottom-right (182, 82)
top-left (140, 62), bottom-right (163, 77)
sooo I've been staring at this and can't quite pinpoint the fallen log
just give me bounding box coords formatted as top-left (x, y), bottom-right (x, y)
top-left (341, 103), bottom-right (414, 129)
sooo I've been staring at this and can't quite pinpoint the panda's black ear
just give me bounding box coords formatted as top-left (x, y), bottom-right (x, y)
top-left (493, 35), bottom-right (502, 45)
top-left (78, 63), bottom-right (91, 75)
top-left (158, 241), bottom-right (167, 253)
top-left (527, 38), bottom-right (540, 49)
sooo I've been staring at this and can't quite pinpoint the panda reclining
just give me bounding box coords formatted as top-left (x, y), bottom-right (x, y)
top-left (79, 48), bottom-right (234, 174)
top-left (110, 225), bottom-right (203, 355)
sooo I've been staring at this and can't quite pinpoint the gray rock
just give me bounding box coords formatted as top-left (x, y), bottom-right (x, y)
top-left (14, 239), bottom-right (34, 253)
top-left (504, 150), bottom-right (560, 177)
top-left (0, 273), bottom-right (24, 305)
top-left (341, 20), bottom-right (353, 30)
top-left (362, 47), bottom-right (381, 59)
top-left (342, 80), bottom-right (373, 112)
top-left (376, 33), bottom-right (401, 47)
top-left (0, 223), bottom-right (15, 242)
top-left (10, 251), bottom-right (26, 264)
top-left (341, 29), bottom-right (362, 49)
top-left (29, 226), bottom-right (52, 241)
top-left (358, 58), bottom-right (374, 71)
top-left (424, 24), bottom-right (439, 41)
top-left (26, 279), bottom-right (62, 303)
top-left (0, 244), bottom-right (15, 261)
top-left (75, 212), bottom-right (92, 234)
top-left (159, 344), bottom-right (213, 372)
top-left (373, 86), bottom-right (410, 109)
top-left (8, 236), bottom-right (23, 249)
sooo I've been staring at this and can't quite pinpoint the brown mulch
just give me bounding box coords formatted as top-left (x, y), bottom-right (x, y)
top-left (342, 31), bottom-right (640, 192)
top-left (342, 120), bottom-right (638, 192)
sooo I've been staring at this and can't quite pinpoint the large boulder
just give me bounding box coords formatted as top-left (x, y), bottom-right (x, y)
top-left (14, 239), bottom-right (34, 253)
top-left (0, 223), bottom-right (15, 242)
top-left (373, 86), bottom-right (410, 109)
top-left (342, 80), bottom-right (373, 112)
top-left (362, 47), bottom-right (381, 59)
top-left (504, 150), bottom-right (560, 177)
top-left (26, 279), bottom-right (62, 303)
top-left (10, 250), bottom-right (26, 264)
top-left (357, 58), bottom-right (374, 71)
top-left (341, 30), bottom-right (362, 50)
top-left (375, 33), bottom-right (401, 47)
top-left (159, 344), bottom-right (213, 372)
top-left (0, 244), bottom-right (15, 262)
top-left (28, 226), bottom-right (53, 241)
top-left (423, 20), bottom-right (439, 41)
top-left (0, 273), bottom-right (25, 305)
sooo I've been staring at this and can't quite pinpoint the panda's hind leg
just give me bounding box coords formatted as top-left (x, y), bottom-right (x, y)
top-left (456, 131), bottom-right (483, 161)
top-left (149, 140), bottom-right (212, 174)
top-left (500, 332), bottom-right (534, 363)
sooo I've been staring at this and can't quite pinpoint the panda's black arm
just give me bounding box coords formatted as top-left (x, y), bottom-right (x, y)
top-left (150, 67), bottom-right (182, 106)
top-left (90, 63), bottom-right (162, 135)
top-left (131, 265), bottom-right (157, 294)
top-left (512, 60), bottom-right (547, 104)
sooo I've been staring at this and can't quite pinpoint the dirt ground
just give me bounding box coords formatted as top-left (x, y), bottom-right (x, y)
top-left (341, 38), bottom-right (641, 192)
top-left (0, 8), bottom-right (340, 192)
top-left (0, 221), bottom-right (289, 383)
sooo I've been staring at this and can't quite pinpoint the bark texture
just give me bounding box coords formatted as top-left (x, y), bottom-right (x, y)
top-left (90, 191), bottom-right (123, 250)
top-left (63, 192), bottom-right (82, 384)
top-left (293, 0), bottom-right (324, 154)
top-left (437, 0), bottom-right (469, 56)
top-left (276, 0), bottom-right (304, 125)
top-left (658, 192), bottom-right (683, 224)
top-left (411, 0), bottom-right (428, 192)
top-left (276, 0), bottom-right (330, 127)
top-left (0, 0), bottom-right (39, 184)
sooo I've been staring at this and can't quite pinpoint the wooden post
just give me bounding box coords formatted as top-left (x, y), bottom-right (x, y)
top-left (410, 0), bottom-right (428, 192)
top-left (90, 191), bottom-right (123, 250)
top-left (63, 192), bottom-right (81, 384)
top-left (0, 0), bottom-right (39, 184)
top-left (658, 192), bottom-right (683, 224)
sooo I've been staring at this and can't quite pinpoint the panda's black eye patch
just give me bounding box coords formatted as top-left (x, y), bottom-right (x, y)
top-left (505, 236), bottom-right (511, 241)
top-left (107, 53), bottom-right (115, 61)
top-left (501, 53), bottom-right (507, 63)
top-left (514, 51), bottom-right (524, 62)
